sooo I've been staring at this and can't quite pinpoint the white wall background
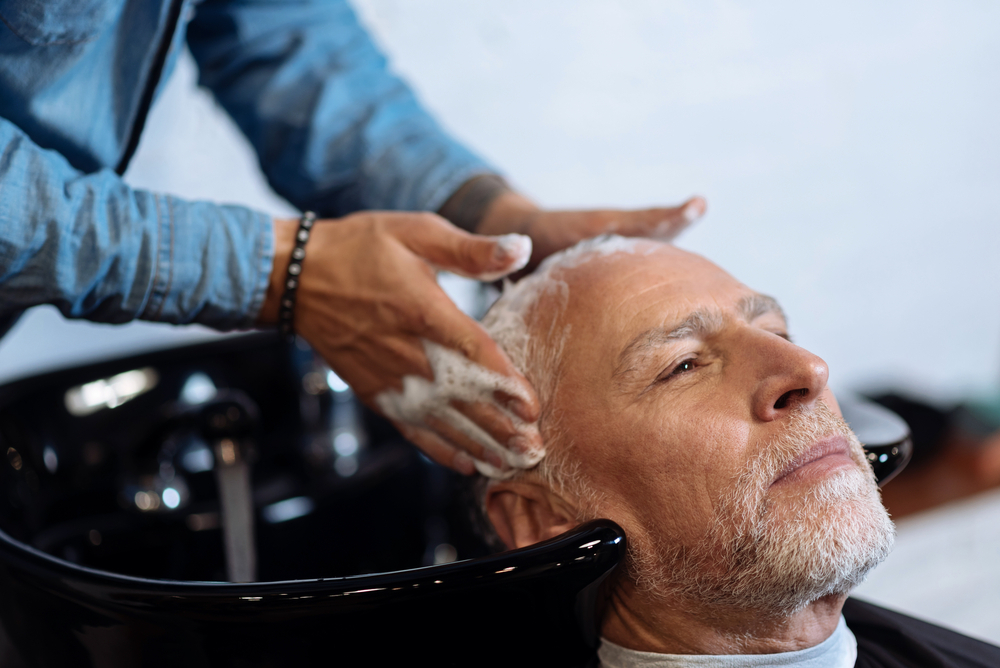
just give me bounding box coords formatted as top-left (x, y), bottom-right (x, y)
top-left (0, 0), bottom-right (998, 642)
top-left (348, 0), bottom-right (1000, 405)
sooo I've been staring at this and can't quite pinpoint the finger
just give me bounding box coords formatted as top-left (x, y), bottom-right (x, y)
top-left (388, 213), bottom-right (532, 281)
top-left (396, 422), bottom-right (477, 475)
top-left (614, 196), bottom-right (707, 240)
top-left (451, 398), bottom-right (544, 458)
top-left (423, 414), bottom-right (507, 471)
top-left (413, 293), bottom-right (541, 422)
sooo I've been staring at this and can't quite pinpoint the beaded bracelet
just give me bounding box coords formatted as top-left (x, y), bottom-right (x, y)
top-left (278, 211), bottom-right (316, 342)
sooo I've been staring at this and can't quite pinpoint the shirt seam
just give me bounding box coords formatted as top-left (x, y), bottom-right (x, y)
top-left (151, 198), bottom-right (176, 321)
top-left (139, 193), bottom-right (164, 320)
top-left (140, 193), bottom-right (172, 322)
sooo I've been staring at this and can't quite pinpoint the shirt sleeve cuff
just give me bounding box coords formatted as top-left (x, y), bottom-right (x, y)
top-left (139, 196), bottom-right (275, 331)
top-left (243, 211), bottom-right (275, 328)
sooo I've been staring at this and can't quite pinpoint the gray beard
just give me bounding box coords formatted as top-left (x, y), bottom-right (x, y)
top-left (628, 402), bottom-right (896, 616)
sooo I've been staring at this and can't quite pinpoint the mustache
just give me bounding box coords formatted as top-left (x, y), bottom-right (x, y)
top-left (737, 401), bottom-right (866, 496)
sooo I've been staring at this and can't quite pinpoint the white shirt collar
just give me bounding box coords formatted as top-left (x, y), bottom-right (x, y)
top-left (598, 615), bottom-right (857, 668)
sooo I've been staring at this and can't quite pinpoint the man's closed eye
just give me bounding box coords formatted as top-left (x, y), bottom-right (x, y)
top-left (657, 358), bottom-right (699, 384)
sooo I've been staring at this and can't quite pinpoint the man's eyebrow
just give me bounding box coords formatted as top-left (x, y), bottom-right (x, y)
top-left (612, 293), bottom-right (787, 382)
top-left (613, 309), bottom-right (722, 381)
top-left (738, 293), bottom-right (786, 325)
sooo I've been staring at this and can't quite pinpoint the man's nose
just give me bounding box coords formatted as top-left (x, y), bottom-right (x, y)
top-left (748, 331), bottom-right (830, 422)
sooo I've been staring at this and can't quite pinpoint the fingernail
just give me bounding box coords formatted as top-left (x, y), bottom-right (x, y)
top-left (493, 234), bottom-right (532, 271)
top-left (453, 451), bottom-right (476, 476)
top-left (683, 198), bottom-right (706, 223)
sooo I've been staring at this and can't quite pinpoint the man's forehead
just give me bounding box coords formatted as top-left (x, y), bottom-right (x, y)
top-left (554, 243), bottom-right (770, 326)
top-left (541, 246), bottom-right (788, 372)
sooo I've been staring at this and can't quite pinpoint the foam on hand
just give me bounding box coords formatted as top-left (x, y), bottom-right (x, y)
top-left (375, 339), bottom-right (544, 479)
top-left (644, 198), bottom-right (706, 240)
top-left (447, 233), bottom-right (533, 283)
top-left (382, 235), bottom-right (654, 478)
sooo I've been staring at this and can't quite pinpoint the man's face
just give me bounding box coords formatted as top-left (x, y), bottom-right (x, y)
top-left (531, 243), bottom-right (892, 612)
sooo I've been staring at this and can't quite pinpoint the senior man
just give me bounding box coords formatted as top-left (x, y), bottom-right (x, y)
top-left (474, 236), bottom-right (1000, 667)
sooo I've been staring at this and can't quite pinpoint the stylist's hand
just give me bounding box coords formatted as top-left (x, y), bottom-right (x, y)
top-left (258, 212), bottom-right (542, 475)
top-left (475, 191), bottom-right (707, 273)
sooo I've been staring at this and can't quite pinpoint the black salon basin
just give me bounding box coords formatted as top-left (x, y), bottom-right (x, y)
top-left (0, 334), bottom-right (625, 667)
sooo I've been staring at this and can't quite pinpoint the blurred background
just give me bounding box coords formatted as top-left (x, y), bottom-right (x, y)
top-left (0, 0), bottom-right (997, 644)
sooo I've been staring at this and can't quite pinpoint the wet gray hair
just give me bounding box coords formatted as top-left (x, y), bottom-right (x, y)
top-left (473, 236), bottom-right (659, 531)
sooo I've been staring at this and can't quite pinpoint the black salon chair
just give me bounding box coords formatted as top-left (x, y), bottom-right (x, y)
top-left (0, 333), bottom-right (909, 667)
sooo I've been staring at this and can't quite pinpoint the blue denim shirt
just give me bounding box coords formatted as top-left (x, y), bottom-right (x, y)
top-left (0, 0), bottom-right (492, 335)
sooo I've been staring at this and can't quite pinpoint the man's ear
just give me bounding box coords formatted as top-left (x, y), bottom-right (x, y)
top-left (486, 480), bottom-right (579, 550)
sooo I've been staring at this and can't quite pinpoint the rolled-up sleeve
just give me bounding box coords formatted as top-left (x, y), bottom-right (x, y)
top-left (0, 115), bottom-right (274, 331)
top-left (186, 0), bottom-right (494, 217)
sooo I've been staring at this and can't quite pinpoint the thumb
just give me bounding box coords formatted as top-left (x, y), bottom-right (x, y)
top-left (612, 196), bottom-right (707, 240)
top-left (391, 214), bottom-right (532, 281)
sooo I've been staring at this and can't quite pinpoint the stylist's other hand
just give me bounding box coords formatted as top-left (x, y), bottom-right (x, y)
top-left (258, 212), bottom-right (542, 475)
top-left (475, 191), bottom-right (707, 273)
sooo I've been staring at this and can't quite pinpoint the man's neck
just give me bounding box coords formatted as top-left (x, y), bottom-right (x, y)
top-left (601, 585), bottom-right (846, 656)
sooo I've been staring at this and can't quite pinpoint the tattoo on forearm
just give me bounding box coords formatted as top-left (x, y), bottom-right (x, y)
top-left (437, 174), bottom-right (512, 232)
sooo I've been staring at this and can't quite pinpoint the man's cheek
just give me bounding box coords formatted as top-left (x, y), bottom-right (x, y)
top-left (819, 389), bottom-right (842, 417)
